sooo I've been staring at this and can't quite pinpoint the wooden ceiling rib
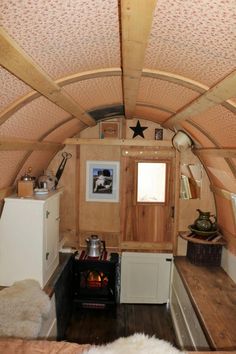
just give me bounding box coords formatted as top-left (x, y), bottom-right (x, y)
top-left (194, 148), bottom-right (236, 159)
top-left (0, 27), bottom-right (95, 127)
top-left (121, 0), bottom-right (157, 118)
top-left (163, 70), bottom-right (236, 129)
top-left (0, 137), bottom-right (63, 151)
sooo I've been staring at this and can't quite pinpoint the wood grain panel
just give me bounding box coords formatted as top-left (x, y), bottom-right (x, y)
top-left (78, 144), bottom-right (121, 245)
top-left (175, 257), bottom-right (236, 350)
top-left (121, 0), bottom-right (157, 118)
top-left (121, 149), bottom-right (175, 250)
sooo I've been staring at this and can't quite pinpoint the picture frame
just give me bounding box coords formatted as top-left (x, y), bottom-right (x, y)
top-left (86, 160), bottom-right (120, 202)
top-left (155, 128), bottom-right (163, 140)
top-left (99, 121), bottom-right (120, 139)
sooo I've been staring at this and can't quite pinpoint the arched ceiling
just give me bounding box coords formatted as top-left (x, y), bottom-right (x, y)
top-left (0, 0), bottom-right (235, 194)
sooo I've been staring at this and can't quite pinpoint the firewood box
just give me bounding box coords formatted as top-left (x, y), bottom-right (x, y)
top-left (179, 232), bottom-right (226, 266)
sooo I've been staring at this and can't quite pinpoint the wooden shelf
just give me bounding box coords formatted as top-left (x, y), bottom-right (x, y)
top-left (179, 231), bottom-right (226, 245)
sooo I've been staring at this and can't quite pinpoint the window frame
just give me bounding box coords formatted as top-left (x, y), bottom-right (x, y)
top-left (134, 160), bottom-right (169, 205)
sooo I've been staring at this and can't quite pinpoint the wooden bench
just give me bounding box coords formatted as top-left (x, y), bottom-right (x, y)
top-left (172, 257), bottom-right (236, 351)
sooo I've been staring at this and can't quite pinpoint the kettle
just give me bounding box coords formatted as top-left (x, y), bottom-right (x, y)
top-left (86, 235), bottom-right (106, 257)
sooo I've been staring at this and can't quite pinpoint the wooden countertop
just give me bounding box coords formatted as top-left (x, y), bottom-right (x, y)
top-left (175, 257), bottom-right (236, 351)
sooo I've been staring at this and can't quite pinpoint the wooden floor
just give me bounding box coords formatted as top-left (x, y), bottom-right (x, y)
top-left (65, 303), bottom-right (178, 347)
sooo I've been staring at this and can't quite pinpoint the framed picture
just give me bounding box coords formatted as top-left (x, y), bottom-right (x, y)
top-left (99, 121), bottom-right (120, 139)
top-left (155, 128), bottom-right (163, 140)
top-left (86, 161), bottom-right (120, 202)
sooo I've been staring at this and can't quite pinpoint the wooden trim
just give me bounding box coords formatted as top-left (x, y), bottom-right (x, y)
top-left (194, 148), bottom-right (236, 159)
top-left (120, 241), bottom-right (173, 251)
top-left (163, 70), bottom-right (236, 129)
top-left (0, 27), bottom-right (95, 127)
top-left (0, 137), bottom-right (63, 151)
top-left (56, 67), bottom-right (122, 86)
top-left (137, 101), bottom-right (175, 114)
top-left (1, 66), bottom-right (236, 127)
top-left (210, 185), bottom-right (232, 200)
top-left (0, 186), bottom-right (15, 199)
top-left (143, 69), bottom-right (208, 93)
top-left (173, 151), bottom-right (180, 255)
top-left (64, 138), bottom-right (173, 147)
top-left (121, 149), bottom-right (174, 158)
top-left (121, 0), bottom-right (157, 118)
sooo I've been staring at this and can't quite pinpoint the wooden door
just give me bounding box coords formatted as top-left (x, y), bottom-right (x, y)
top-left (120, 148), bottom-right (176, 251)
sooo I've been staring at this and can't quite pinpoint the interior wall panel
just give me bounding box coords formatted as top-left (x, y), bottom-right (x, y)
top-left (145, 0), bottom-right (236, 86)
top-left (0, 151), bottom-right (27, 188)
top-left (15, 150), bottom-right (57, 184)
top-left (203, 157), bottom-right (236, 192)
top-left (215, 194), bottom-right (236, 248)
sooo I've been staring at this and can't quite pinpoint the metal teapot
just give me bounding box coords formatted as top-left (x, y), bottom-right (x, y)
top-left (194, 209), bottom-right (217, 231)
top-left (86, 235), bottom-right (106, 257)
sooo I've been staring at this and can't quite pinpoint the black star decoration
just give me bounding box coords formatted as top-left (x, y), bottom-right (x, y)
top-left (130, 120), bottom-right (148, 138)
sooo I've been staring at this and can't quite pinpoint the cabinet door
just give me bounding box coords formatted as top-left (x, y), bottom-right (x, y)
top-left (120, 252), bottom-right (172, 303)
top-left (44, 195), bottom-right (60, 271)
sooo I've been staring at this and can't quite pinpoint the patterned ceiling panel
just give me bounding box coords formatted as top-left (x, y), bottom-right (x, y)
top-left (64, 76), bottom-right (123, 111)
top-left (181, 121), bottom-right (216, 148)
top-left (145, 0), bottom-right (236, 86)
top-left (0, 97), bottom-right (70, 140)
top-left (0, 0), bottom-right (120, 79)
top-left (135, 106), bottom-right (171, 124)
top-left (45, 118), bottom-right (86, 142)
top-left (189, 105), bottom-right (236, 147)
top-left (0, 151), bottom-right (27, 188)
top-left (0, 67), bottom-right (31, 110)
top-left (138, 77), bottom-right (200, 112)
top-left (15, 151), bottom-right (56, 183)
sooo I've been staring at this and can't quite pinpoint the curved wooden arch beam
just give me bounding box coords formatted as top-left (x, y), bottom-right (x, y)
top-left (1, 66), bottom-right (236, 126)
top-left (136, 101), bottom-right (175, 114)
top-left (187, 120), bottom-right (236, 177)
top-left (163, 70), bottom-right (236, 129)
top-left (121, 0), bottom-right (157, 118)
top-left (143, 69), bottom-right (208, 94)
top-left (0, 68), bottom-right (122, 126)
top-left (0, 27), bottom-right (95, 127)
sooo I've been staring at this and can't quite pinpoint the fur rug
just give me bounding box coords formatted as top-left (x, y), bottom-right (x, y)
top-left (0, 279), bottom-right (51, 339)
top-left (84, 333), bottom-right (185, 354)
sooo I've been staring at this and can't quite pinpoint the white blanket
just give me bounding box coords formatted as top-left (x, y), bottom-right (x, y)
top-left (0, 279), bottom-right (50, 339)
top-left (85, 333), bottom-right (185, 354)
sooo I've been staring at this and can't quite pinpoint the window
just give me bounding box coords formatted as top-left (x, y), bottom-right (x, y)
top-left (137, 162), bottom-right (167, 203)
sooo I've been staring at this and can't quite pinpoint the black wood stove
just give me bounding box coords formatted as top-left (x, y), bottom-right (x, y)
top-left (73, 250), bottom-right (119, 309)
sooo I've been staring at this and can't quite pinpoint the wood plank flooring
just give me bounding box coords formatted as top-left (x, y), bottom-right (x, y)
top-left (65, 303), bottom-right (178, 347)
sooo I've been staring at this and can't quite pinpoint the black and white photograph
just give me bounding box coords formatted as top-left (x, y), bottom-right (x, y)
top-left (86, 161), bottom-right (120, 202)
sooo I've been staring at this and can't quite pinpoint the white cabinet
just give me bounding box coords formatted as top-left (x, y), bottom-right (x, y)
top-left (120, 252), bottom-right (173, 303)
top-left (170, 264), bottom-right (209, 350)
top-left (0, 191), bottom-right (61, 287)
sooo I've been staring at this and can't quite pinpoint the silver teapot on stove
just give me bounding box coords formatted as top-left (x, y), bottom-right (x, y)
top-left (86, 235), bottom-right (106, 257)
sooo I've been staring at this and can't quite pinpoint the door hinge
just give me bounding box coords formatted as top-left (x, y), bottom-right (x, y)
top-left (171, 206), bottom-right (175, 218)
top-left (46, 210), bottom-right (50, 218)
